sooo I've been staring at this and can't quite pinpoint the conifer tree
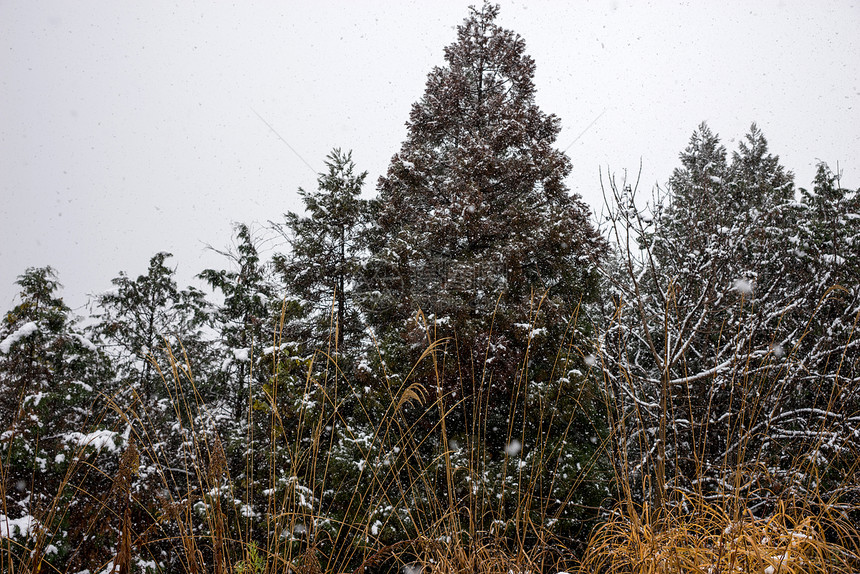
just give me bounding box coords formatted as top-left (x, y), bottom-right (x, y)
top-left (363, 2), bottom-right (604, 366)
top-left (598, 124), bottom-right (859, 507)
top-left (727, 124), bottom-right (797, 295)
top-left (729, 124), bottom-right (795, 209)
top-left (93, 252), bottom-right (212, 404)
top-left (793, 163), bottom-right (860, 389)
top-left (662, 122), bottom-right (730, 255)
top-left (199, 224), bottom-right (306, 546)
top-left (89, 253), bottom-right (216, 568)
top-left (360, 2), bottom-right (609, 538)
top-left (656, 123), bottom-right (798, 349)
top-left (91, 253), bottom-right (214, 495)
top-left (200, 223), bottom-right (279, 419)
top-left (798, 163), bottom-right (860, 289)
top-left (274, 148), bottom-right (368, 353)
top-left (0, 267), bottom-right (112, 566)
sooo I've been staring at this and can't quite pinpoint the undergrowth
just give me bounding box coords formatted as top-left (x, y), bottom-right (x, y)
top-left (1, 301), bottom-right (859, 574)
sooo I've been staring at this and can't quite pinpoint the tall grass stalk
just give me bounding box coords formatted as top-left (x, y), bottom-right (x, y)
top-left (1, 297), bottom-right (858, 573)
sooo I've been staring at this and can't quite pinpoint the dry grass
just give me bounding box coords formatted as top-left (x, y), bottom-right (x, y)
top-left (581, 495), bottom-right (860, 574)
top-left (2, 303), bottom-right (859, 574)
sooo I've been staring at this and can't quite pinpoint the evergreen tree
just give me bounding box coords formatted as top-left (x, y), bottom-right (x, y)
top-left (363, 2), bottom-right (604, 387)
top-left (656, 123), bottom-right (798, 360)
top-left (598, 124), bottom-right (859, 509)
top-left (89, 253), bottom-right (218, 571)
top-left (363, 1), bottom-right (605, 427)
top-left (364, 3), bottom-right (604, 344)
top-left (0, 267), bottom-right (112, 567)
top-left (729, 124), bottom-right (794, 208)
top-left (200, 223), bottom-right (279, 419)
top-left (798, 163), bottom-right (860, 291)
top-left (199, 223), bottom-right (298, 542)
top-left (361, 2), bottom-right (609, 539)
top-left (274, 148), bottom-right (368, 353)
top-left (93, 252), bottom-right (212, 404)
top-left (792, 163), bottom-right (860, 396)
top-left (727, 124), bottom-right (797, 298)
top-left (663, 121), bottom-right (731, 253)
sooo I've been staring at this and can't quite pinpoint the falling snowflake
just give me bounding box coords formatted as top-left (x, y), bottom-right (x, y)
top-left (505, 439), bottom-right (522, 456)
top-left (732, 279), bottom-right (753, 294)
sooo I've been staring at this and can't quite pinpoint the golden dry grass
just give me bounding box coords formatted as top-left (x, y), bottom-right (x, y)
top-left (581, 495), bottom-right (860, 574)
top-left (2, 307), bottom-right (859, 574)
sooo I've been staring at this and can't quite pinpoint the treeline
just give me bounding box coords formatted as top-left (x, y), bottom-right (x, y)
top-left (2, 4), bottom-right (858, 573)
top-left (597, 125), bottom-right (859, 509)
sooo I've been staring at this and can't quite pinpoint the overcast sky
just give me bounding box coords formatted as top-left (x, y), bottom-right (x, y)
top-left (2, 1), bottom-right (858, 312)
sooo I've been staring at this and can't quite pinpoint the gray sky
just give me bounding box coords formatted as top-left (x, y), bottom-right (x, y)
top-left (2, 1), bottom-right (858, 311)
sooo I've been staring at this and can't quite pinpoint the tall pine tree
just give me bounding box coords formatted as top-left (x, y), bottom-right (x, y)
top-left (363, 3), bottom-right (604, 368)
top-left (360, 2), bottom-right (609, 539)
top-left (365, 3), bottom-right (603, 333)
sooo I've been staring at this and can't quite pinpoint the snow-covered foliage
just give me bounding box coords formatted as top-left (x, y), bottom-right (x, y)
top-left (0, 513), bottom-right (38, 539)
top-left (595, 124), bottom-right (859, 510)
top-left (0, 267), bottom-right (115, 571)
top-left (364, 4), bottom-right (604, 340)
top-left (273, 149), bottom-right (369, 354)
top-left (359, 7), bottom-right (608, 509)
top-left (3, 7), bottom-right (858, 573)
top-left (0, 321), bottom-right (39, 354)
top-left (199, 223), bottom-right (282, 420)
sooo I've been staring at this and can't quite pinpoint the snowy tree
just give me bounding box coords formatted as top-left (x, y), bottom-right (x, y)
top-left (91, 255), bottom-right (212, 522)
top-left (199, 223), bottom-right (302, 549)
top-left (790, 163), bottom-right (860, 431)
top-left (359, 2), bottom-right (609, 539)
top-left (797, 162), bottom-right (860, 292)
top-left (362, 3), bottom-right (604, 397)
top-left (364, 3), bottom-right (603, 340)
top-left (597, 125), bottom-right (860, 510)
top-left (0, 267), bottom-right (113, 568)
top-left (274, 148), bottom-right (369, 354)
top-left (93, 252), bottom-right (213, 404)
top-left (200, 223), bottom-right (280, 419)
top-left (661, 122), bottom-right (731, 250)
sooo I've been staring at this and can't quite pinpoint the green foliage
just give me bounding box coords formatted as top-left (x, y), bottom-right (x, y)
top-left (597, 123), bottom-right (859, 512)
top-left (93, 251), bottom-right (214, 403)
top-left (234, 542), bottom-right (265, 574)
top-left (274, 148), bottom-right (369, 353)
top-left (87, 253), bottom-right (221, 570)
top-left (359, 7), bottom-right (609, 524)
top-left (364, 3), bottom-right (604, 339)
top-left (200, 223), bottom-right (280, 419)
top-left (2, 5), bottom-right (859, 573)
top-left (0, 267), bottom-right (114, 571)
